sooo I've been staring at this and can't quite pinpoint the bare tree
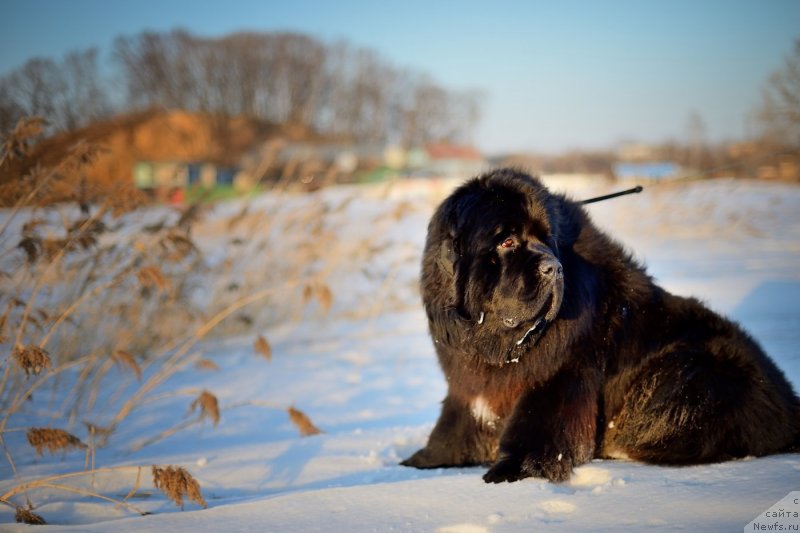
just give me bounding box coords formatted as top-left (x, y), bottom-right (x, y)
top-left (1, 58), bottom-right (63, 123)
top-left (267, 33), bottom-right (327, 125)
top-left (323, 44), bottom-right (394, 143)
top-left (0, 48), bottom-right (110, 133)
top-left (58, 49), bottom-right (111, 130)
top-left (113, 30), bottom-right (196, 110)
top-left (0, 81), bottom-right (25, 135)
top-left (404, 75), bottom-right (451, 146)
top-left (220, 33), bottom-right (271, 117)
top-left (1, 28), bottom-right (483, 146)
top-left (757, 38), bottom-right (800, 147)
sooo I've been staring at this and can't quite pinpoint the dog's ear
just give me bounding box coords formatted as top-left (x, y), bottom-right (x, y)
top-left (549, 196), bottom-right (584, 250)
top-left (442, 238), bottom-right (475, 322)
top-left (425, 237), bottom-right (472, 349)
top-left (437, 239), bottom-right (456, 278)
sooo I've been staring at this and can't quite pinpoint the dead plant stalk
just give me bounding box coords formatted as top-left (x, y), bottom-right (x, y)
top-left (12, 202), bottom-right (111, 347)
top-left (0, 167), bottom-right (58, 241)
top-left (37, 268), bottom-right (132, 349)
top-left (0, 355), bottom-right (92, 435)
top-left (109, 279), bottom-right (304, 427)
top-left (1, 467), bottom-right (150, 516)
top-left (0, 465), bottom-right (144, 501)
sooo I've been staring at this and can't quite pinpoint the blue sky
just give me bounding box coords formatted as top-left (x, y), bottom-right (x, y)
top-left (1, 0), bottom-right (799, 154)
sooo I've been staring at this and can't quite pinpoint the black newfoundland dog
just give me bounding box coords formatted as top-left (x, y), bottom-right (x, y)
top-left (402, 168), bottom-right (799, 483)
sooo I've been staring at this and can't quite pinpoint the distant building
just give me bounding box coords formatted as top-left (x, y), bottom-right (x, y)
top-left (423, 143), bottom-right (486, 178)
top-left (133, 161), bottom-right (188, 189)
top-left (133, 160), bottom-right (242, 197)
top-left (252, 141), bottom-right (385, 185)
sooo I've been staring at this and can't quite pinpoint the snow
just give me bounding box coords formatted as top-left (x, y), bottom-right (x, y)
top-left (2, 176), bottom-right (800, 531)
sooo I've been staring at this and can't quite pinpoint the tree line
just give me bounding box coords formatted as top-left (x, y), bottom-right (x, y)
top-left (757, 38), bottom-right (800, 150)
top-left (2, 32), bottom-right (798, 155)
top-left (0, 29), bottom-right (482, 147)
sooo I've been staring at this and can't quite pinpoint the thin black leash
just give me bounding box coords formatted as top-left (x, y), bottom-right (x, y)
top-left (580, 185), bottom-right (643, 205)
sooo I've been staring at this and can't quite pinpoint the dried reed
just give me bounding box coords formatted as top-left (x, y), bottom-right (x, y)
top-left (287, 406), bottom-right (323, 437)
top-left (302, 282), bottom-right (333, 313)
top-left (0, 114), bottom-right (417, 525)
top-left (26, 428), bottom-right (87, 456)
top-left (190, 391), bottom-right (220, 427)
top-left (12, 344), bottom-right (51, 376)
top-left (14, 505), bottom-right (46, 525)
top-left (112, 349), bottom-right (142, 381)
top-left (254, 335), bottom-right (272, 361)
top-left (136, 266), bottom-right (169, 292)
top-left (195, 359), bottom-right (220, 371)
top-left (1, 117), bottom-right (46, 164)
top-left (151, 465), bottom-right (207, 510)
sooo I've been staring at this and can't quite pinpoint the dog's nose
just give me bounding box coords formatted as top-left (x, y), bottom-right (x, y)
top-left (539, 257), bottom-right (563, 278)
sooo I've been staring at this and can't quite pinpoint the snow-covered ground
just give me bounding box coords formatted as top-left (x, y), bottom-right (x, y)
top-left (2, 176), bottom-right (799, 531)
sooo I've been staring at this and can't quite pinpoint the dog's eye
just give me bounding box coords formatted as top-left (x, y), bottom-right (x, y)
top-left (499, 237), bottom-right (516, 249)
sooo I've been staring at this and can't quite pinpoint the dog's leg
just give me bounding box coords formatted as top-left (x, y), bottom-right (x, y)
top-left (483, 364), bottom-right (600, 483)
top-left (603, 349), bottom-right (798, 464)
top-left (401, 394), bottom-right (499, 468)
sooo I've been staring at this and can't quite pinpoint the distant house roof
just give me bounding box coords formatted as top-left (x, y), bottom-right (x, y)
top-left (425, 143), bottom-right (483, 161)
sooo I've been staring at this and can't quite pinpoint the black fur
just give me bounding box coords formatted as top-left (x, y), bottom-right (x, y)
top-left (401, 168), bottom-right (800, 483)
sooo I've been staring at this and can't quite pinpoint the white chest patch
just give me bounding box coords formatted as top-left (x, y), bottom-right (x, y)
top-left (470, 395), bottom-right (499, 428)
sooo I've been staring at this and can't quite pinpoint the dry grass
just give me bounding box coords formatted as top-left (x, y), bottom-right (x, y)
top-left (0, 118), bottom-right (216, 524)
top-left (83, 422), bottom-right (114, 449)
top-left (0, 465), bottom-right (192, 520)
top-left (0, 115), bottom-right (421, 525)
top-left (112, 349), bottom-right (142, 380)
top-left (26, 428), bottom-right (87, 456)
top-left (1, 117), bottom-right (46, 164)
top-left (303, 282), bottom-right (334, 314)
top-left (190, 390), bottom-right (220, 427)
top-left (254, 335), bottom-right (272, 361)
top-left (152, 465), bottom-right (207, 510)
top-left (287, 406), bottom-right (323, 437)
top-left (195, 358), bottom-right (220, 371)
top-left (136, 266), bottom-right (169, 292)
top-left (11, 344), bottom-right (51, 376)
top-left (14, 505), bottom-right (46, 525)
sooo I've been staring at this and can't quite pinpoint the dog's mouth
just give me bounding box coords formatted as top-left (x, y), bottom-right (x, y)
top-left (502, 316), bottom-right (548, 363)
top-left (492, 281), bottom-right (563, 365)
top-left (514, 318), bottom-right (546, 346)
top-left (452, 273), bottom-right (564, 368)
top-left (497, 315), bottom-right (544, 343)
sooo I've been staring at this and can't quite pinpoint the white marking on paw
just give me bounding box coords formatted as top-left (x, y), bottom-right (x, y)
top-left (470, 395), bottom-right (499, 428)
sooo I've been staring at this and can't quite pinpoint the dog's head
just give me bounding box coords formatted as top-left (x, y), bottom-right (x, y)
top-left (423, 169), bottom-right (577, 366)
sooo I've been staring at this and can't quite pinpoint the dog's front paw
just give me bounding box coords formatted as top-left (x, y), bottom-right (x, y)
top-left (521, 450), bottom-right (573, 482)
top-left (483, 450), bottom-right (573, 483)
top-left (482, 454), bottom-right (528, 483)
